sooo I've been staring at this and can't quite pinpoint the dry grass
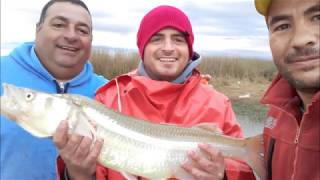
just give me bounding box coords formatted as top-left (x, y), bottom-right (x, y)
top-left (89, 49), bottom-right (277, 121)
top-left (90, 48), bottom-right (139, 79)
top-left (199, 56), bottom-right (276, 82)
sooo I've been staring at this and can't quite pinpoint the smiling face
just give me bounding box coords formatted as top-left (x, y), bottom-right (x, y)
top-left (35, 1), bottom-right (92, 80)
top-left (267, 0), bottom-right (320, 92)
top-left (143, 28), bottom-right (190, 82)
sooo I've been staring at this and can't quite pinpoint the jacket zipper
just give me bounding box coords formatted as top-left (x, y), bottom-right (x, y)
top-left (291, 117), bottom-right (304, 180)
top-left (269, 104), bottom-right (302, 180)
top-left (58, 82), bottom-right (65, 93)
top-left (294, 127), bottom-right (300, 144)
top-left (54, 80), bottom-right (69, 94)
top-left (267, 138), bottom-right (276, 180)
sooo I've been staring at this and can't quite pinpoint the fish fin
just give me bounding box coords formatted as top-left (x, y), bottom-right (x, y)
top-left (120, 171), bottom-right (138, 180)
top-left (68, 109), bottom-right (96, 140)
top-left (244, 134), bottom-right (266, 180)
top-left (192, 123), bottom-right (223, 135)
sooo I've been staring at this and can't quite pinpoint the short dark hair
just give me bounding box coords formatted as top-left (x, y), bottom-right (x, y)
top-left (37, 0), bottom-right (91, 26)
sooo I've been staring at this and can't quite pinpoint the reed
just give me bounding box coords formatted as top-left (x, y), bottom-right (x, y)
top-left (89, 49), bottom-right (277, 121)
top-left (90, 49), bottom-right (276, 82)
top-left (90, 49), bottom-right (139, 79)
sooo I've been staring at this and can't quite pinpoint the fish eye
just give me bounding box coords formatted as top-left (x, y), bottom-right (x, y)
top-left (25, 93), bottom-right (34, 101)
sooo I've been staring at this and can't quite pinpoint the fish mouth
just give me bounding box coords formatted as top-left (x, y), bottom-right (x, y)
top-left (0, 83), bottom-right (23, 121)
top-left (2, 83), bottom-right (20, 98)
top-left (1, 84), bottom-right (12, 119)
top-left (1, 83), bottom-right (11, 104)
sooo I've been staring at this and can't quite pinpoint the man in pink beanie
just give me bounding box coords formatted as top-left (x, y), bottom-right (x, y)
top-left (55, 5), bottom-right (255, 180)
top-left (137, 5), bottom-right (194, 60)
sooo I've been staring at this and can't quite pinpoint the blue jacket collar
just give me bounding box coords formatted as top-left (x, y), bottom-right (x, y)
top-left (10, 42), bottom-right (94, 87)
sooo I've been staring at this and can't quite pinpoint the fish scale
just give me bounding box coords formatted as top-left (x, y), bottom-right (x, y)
top-left (0, 83), bottom-right (266, 180)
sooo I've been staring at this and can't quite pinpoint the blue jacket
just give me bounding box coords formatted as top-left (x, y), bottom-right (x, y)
top-left (0, 42), bottom-right (108, 180)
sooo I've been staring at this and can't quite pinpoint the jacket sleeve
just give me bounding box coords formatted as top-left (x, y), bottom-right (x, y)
top-left (56, 156), bottom-right (65, 180)
top-left (221, 99), bottom-right (243, 138)
top-left (224, 159), bottom-right (256, 180)
top-left (222, 100), bottom-right (256, 180)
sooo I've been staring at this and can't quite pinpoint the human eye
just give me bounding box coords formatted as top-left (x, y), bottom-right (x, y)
top-left (51, 19), bottom-right (65, 29)
top-left (77, 27), bottom-right (90, 36)
top-left (149, 35), bottom-right (162, 43)
top-left (311, 14), bottom-right (320, 22)
top-left (174, 36), bottom-right (187, 43)
top-left (52, 23), bottom-right (64, 28)
top-left (273, 23), bottom-right (290, 32)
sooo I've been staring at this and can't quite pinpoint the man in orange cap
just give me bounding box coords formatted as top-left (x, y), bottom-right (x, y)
top-left (255, 0), bottom-right (319, 179)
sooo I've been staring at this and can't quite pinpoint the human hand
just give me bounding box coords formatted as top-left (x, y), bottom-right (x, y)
top-left (200, 74), bottom-right (212, 83)
top-left (53, 120), bottom-right (103, 180)
top-left (200, 74), bottom-right (214, 88)
top-left (181, 144), bottom-right (225, 180)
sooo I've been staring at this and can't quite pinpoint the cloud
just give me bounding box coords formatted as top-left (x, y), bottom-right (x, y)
top-left (1, 0), bottom-right (271, 58)
top-left (181, 1), bottom-right (268, 37)
top-left (91, 11), bottom-right (113, 19)
top-left (93, 22), bottom-right (133, 34)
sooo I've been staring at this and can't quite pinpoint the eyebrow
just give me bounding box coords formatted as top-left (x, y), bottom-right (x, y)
top-left (304, 4), bottom-right (320, 16)
top-left (51, 16), bottom-right (68, 23)
top-left (153, 32), bottom-right (185, 37)
top-left (268, 15), bottom-right (290, 27)
top-left (268, 4), bottom-right (320, 27)
top-left (51, 16), bottom-right (91, 30)
top-left (172, 33), bottom-right (185, 38)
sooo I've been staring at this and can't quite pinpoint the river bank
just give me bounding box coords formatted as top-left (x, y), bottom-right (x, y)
top-left (237, 115), bottom-right (264, 137)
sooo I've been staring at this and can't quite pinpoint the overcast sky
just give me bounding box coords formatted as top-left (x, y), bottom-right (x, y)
top-left (1, 0), bottom-right (272, 59)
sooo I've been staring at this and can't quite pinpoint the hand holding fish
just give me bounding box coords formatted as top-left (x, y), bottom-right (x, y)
top-left (181, 123), bottom-right (225, 180)
top-left (182, 144), bottom-right (225, 180)
top-left (53, 120), bottom-right (103, 180)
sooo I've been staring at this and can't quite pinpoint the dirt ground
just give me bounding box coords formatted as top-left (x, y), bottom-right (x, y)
top-left (211, 78), bottom-right (270, 102)
top-left (211, 78), bottom-right (271, 121)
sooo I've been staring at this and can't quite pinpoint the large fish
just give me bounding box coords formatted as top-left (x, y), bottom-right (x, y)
top-left (0, 83), bottom-right (266, 180)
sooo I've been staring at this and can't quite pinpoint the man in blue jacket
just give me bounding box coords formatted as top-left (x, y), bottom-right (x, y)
top-left (0, 0), bottom-right (107, 179)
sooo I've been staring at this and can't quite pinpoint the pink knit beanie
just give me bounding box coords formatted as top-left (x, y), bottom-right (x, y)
top-left (137, 5), bottom-right (194, 60)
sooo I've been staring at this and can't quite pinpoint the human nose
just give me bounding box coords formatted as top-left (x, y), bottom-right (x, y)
top-left (291, 21), bottom-right (318, 50)
top-left (63, 27), bottom-right (79, 42)
top-left (162, 38), bottom-right (175, 52)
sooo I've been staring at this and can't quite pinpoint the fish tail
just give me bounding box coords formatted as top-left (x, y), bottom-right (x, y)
top-left (244, 134), bottom-right (266, 180)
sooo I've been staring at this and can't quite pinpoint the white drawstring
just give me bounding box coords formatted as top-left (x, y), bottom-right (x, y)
top-left (115, 78), bottom-right (122, 113)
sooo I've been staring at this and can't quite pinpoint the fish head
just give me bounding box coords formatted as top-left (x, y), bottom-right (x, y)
top-left (0, 83), bottom-right (71, 137)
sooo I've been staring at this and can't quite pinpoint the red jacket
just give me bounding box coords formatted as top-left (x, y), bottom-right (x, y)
top-left (261, 74), bottom-right (320, 180)
top-left (57, 70), bottom-right (255, 180)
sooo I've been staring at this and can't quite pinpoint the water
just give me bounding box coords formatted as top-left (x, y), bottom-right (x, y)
top-left (237, 116), bottom-right (264, 137)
